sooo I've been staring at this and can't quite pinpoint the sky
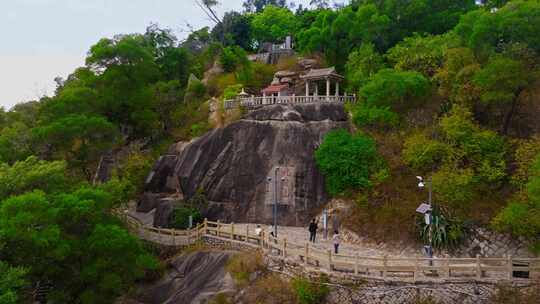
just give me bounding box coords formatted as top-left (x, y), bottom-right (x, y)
top-left (0, 0), bottom-right (310, 110)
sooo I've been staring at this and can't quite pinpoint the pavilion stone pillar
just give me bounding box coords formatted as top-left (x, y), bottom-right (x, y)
top-left (315, 83), bottom-right (318, 96)
top-left (335, 81), bottom-right (340, 96)
top-left (305, 81), bottom-right (309, 96)
top-left (326, 78), bottom-right (331, 97)
top-left (263, 91), bottom-right (267, 104)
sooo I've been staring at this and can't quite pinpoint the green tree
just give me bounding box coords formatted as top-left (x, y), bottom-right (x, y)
top-left (212, 11), bottom-right (254, 50)
top-left (86, 35), bottom-right (161, 135)
top-left (0, 185), bottom-right (158, 303)
top-left (251, 5), bottom-right (296, 43)
top-left (32, 115), bottom-right (118, 180)
top-left (435, 47), bottom-right (481, 106)
top-left (359, 69), bottom-right (430, 110)
top-left (473, 56), bottom-right (531, 134)
top-left (220, 46), bottom-right (249, 73)
top-left (386, 34), bottom-right (451, 78)
top-left (315, 129), bottom-right (386, 196)
top-left (493, 155), bottom-right (540, 252)
top-left (243, 0), bottom-right (289, 13)
top-left (0, 156), bottom-right (68, 198)
top-left (345, 43), bottom-right (384, 92)
top-left (0, 122), bottom-right (33, 164)
top-left (0, 261), bottom-right (27, 304)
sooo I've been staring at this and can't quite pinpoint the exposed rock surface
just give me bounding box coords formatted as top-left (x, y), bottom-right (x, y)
top-left (132, 251), bottom-right (235, 304)
top-left (142, 103), bottom-right (349, 226)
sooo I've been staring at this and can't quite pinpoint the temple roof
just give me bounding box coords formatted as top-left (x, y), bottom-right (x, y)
top-left (300, 67), bottom-right (344, 81)
top-left (262, 84), bottom-right (289, 94)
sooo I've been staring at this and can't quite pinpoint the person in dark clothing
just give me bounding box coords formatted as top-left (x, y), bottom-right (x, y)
top-left (333, 230), bottom-right (340, 254)
top-left (308, 219), bottom-right (318, 243)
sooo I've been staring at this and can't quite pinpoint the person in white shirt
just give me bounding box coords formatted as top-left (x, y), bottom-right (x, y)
top-left (332, 230), bottom-right (340, 254)
top-left (255, 224), bottom-right (262, 236)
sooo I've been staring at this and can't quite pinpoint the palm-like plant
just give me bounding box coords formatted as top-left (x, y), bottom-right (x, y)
top-left (417, 205), bottom-right (468, 250)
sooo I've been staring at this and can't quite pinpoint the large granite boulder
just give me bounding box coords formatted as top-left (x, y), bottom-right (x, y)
top-left (132, 251), bottom-right (235, 304)
top-left (144, 103), bottom-right (349, 226)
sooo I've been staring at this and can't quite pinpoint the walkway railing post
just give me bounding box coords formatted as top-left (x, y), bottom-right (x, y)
top-left (507, 255), bottom-right (513, 280)
top-left (413, 258), bottom-right (418, 281)
top-left (328, 250), bottom-right (332, 271)
top-left (282, 238), bottom-right (287, 258)
top-left (231, 222), bottom-right (235, 240)
top-left (304, 243), bottom-right (309, 266)
top-left (187, 227), bottom-right (191, 244)
top-left (444, 255), bottom-right (450, 278)
top-left (172, 229), bottom-right (176, 246)
top-left (203, 218), bottom-right (208, 235)
top-left (354, 253), bottom-right (359, 275)
top-left (245, 225), bottom-right (249, 243)
top-left (382, 255), bottom-right (387, 278)
top-left (476, 254), bottom-right (482, 279)
top-left (217, 220), bottom-right (221, 237)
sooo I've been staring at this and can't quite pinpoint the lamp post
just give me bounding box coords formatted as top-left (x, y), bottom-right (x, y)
top-left (273, 167), bottom-right (279, 238)
top-left (267, 167), bottom-right (281, 238)
top-left (416, 175), bottom-right (433, 265)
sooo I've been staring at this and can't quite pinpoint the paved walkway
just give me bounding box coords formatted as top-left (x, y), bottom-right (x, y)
top-left (126, 205), bottom-right (425, 259)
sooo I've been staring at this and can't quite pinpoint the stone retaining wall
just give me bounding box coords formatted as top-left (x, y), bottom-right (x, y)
top-left (201, 235), bottom-right (261, 252)
top-left (457, 227), bottom-right (533, 258)
top-left (264, 255), bottom-right (537, 304)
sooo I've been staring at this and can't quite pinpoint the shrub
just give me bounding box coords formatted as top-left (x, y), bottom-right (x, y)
top-left (241, 274), bottom-right (296, 304)
top-left (292, 276), bottom-right (329, 304)
top-left (315, 129), bottom-right (387, 196)
top-left (432, 166), bottom-right (476, 208)
top-left (223, 84), bottom-right (243, 100)
top-left (403, 133), bottom-right (452, 170)
top-left (417, 205), bottom-right (468, 250)
top-left (489, 284), bottom-right (540, 304)
top-left (226, 252), bottom-right (265, 286)
top-left (352, 105), bottom-right (399, 128)
top-left (220, 46), bottom-right (248, 73)
top-left (116, 151), bottom-right (154, 194)
top-left (171, 207), bottom-right (202, 229)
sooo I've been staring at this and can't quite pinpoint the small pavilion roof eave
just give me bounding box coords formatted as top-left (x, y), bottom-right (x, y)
top-left (300, 67), bottom-right (344, 82)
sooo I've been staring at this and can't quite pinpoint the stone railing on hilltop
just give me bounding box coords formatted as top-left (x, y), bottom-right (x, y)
top-left (116, 211), bottom-right (540, 283)
top-left (223, 95), bottom-right (357, 110)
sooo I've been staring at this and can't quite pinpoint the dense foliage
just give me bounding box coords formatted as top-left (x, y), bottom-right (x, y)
top-left (315, 129), bottom-right (387, 196)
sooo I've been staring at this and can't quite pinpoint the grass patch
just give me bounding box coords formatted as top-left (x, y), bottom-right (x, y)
top-left (292, 275), bottom-right (330, 304)
top-left (225, 252), bottom-right (265, 286)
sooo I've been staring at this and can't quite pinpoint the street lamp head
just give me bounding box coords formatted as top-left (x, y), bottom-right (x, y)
top-left (416, 176), bottom-right (423, 181)
top-left (418, 181), bottom-right (425, 188)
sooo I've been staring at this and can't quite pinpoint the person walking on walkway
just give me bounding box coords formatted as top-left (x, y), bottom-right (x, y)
top-left (332, 230), bottom-right (340, 254)
top-left (308, 219), bottom-right (318, 243)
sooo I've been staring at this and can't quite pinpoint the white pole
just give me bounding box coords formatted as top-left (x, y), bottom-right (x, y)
top-left (305, 81), bottom-right (309, 96)
top-left (326, 78), bottom-right (330, 97)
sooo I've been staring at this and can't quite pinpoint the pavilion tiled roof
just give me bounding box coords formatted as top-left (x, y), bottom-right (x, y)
top-left (262, 84), bottom-right (289, 94)
top-left (300, 67), bottom-right (344, 80)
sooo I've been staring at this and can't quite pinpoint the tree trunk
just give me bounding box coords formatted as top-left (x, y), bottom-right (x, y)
top-left (502, 97), bottom-right (519, 135)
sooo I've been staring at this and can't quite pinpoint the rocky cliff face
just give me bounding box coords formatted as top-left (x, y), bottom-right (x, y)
top-left (141, 103), bottom-right (349, 226)
top-left (129, 251), bottom-right (235, 304)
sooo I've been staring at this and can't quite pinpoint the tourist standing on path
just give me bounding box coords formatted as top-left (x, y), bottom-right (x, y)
top-left (308, 219), bottom-right (318, 243)
top-left (332, 230), bottom-right (340, 254)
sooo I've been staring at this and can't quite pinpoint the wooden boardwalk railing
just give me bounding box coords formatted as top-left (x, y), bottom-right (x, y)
top-left (117, 212), bottom-right (539, 283)
top-left (223, 95), bottom-right (357, 110)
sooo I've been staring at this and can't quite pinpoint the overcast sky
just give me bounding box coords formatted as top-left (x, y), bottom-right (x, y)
top-left (0, 0), bottom-right (313, 110)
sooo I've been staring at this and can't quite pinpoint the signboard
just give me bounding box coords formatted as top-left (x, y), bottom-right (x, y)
top-left (416, 203), bottom-right (432, 214)
top-left (265, 166), bottom-right (295, 206)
